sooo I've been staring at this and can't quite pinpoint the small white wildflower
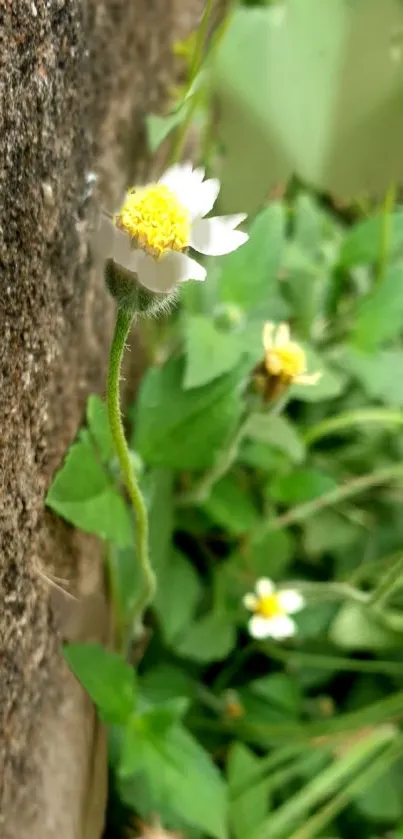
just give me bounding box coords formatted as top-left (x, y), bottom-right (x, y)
top-left (96, 163), bottom-right (248, 293)
top-left (243, 577), bottom-right (304, 640)
top-left (263, 322), bottom-right (321, 386)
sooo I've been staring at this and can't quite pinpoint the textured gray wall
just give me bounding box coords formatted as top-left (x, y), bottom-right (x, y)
top-left (0, 0), bottom-right (203, 836)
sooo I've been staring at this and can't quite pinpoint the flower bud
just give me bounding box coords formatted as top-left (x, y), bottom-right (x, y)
top-left (104, 259), bottom-right (177, 318)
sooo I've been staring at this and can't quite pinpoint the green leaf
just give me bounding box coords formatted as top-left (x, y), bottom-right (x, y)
top-left (213, 4), bottom-right (403, 208)
top-left (249, 674), bottom-right (302, 716)
top-left (340, 211), bottom-right (403, 268)
top-left (86, 394), bottom-right (114, 462)
top-left (239, 439), bottom-right (288, 474)
top-left (244, 414), bottom-right (306, 464)
top-left (340, 346), bottom-right (403, 406)
top-left (154, 550), bottom-right (202, 644)
top-left (294, 602), bottom-right (337, 640)
top-left (269, 467), bottom-right (337, 505)
top-left (329, 603), bottom-right (402, 651)
top-left (281, 255), bottom-right (322, 340)
top-left (291, 347), bottom-right (346, 402)
top-left (239, 675), bottom-right (301, 727)
top-left (236, 529), bottom-right (294, 581)
top-left (120, 723), bottom-right (228, 839)
top-left (353, 263), bottom-right (403, 350)
top-left (146, 104), bottom-right (188, 153)
top-left (203, 474), bottom-right (259, 535)
top-left (63, 643), bottom-right (136, 724)
top-left (140, 664), bottom-right (194, 704)
top-left (217, 205), bottom-right (286, 311)
top-left (134, 355), bottom-right (243, 470)
top-left (135, 696), bottom-right (189, 737)
top-left (46, 438), bottom-right (133, 546)
top-left (174, 610), bottom-right (236, 663)
top-left (294, 193), bottom-right (328, 255)
top-left (228, 743), bottom-right (272, 839)
top-left (224, 531), bottom-right (294, 605)
top-left (120, 699), bottom-right (190, 777)
top-left (183, 315), bottom-right (243, 389)
top-left (354, 765), bottom-right (403, 822)
top-left (303, 510), bottom-right (360, 556)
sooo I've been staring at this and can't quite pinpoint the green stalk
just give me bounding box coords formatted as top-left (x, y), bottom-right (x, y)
top-left (107, 308), bottom-right (156, 631)
top-left (369, 552), bottom-right (403, 607)
top-left (262, 642), bottom-right (403, 677)
top-left (261, 462), bottom-right (403, 533)
top-left (288, 736), bottom-right (403, 839)
top-left (378, 182), bottom-right (396, 284)
top-left (170, 0), bottom-right (215, 163)
top-left (304, 407), bottom-right (403, 446)
top-left (176, 419), bottom-right (248, 506)
top-left (253, 727), bottom-right (395, 839)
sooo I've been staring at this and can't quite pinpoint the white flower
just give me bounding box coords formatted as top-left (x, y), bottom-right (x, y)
top-left (263, 322), bottom-right (321, 386)
top-left (95, 163), bottom-right (248, 293)
top-left (243, 577), bottom-right (304, 640)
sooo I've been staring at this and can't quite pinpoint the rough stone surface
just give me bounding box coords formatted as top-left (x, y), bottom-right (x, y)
top-left (0, 0), bottom-right (204, 836)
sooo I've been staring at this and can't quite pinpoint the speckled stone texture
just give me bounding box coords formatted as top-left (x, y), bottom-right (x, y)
top-left (0, 0), bottom-right (204, 837)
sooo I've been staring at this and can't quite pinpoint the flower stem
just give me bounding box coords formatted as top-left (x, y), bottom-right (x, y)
top-left (260, 462), bottom-right (403, 534)
top-left (107, 308), bottom-right (156, 631)
top-left (369, 553), bottom-right (403, 607)
top-left (176, 419), bottom-right (248, 506)
top-left (170, 0), bottom-right (215, 163)
top-left (378, 181), bottom-right (396, 284)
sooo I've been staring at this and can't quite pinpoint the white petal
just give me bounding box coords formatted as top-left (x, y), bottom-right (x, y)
top-left (275, 323), bottom-right (290, 347)
top-left (277, 590), bottom-right (305, 615)
top-left (266, 352), bottom-right (283, 374)
top-left (193, 178), bottom-right (221, 218)
top-left (136, 250), bottom-right (205, 293)
top-left (113, 227), bottom-right (139, 273)
top-left (159, 164), bottom-right (219, 219)
top-left (265, 615), bottom-right (296, 639)
top-left (220, 213), bottom-right (247, 229)
top-left (248, 615), bottom-right (272, 639)
top-left (136, 251), bottom-right (179, 293)
top-left (93, 214), bottom-right (116, 259)
top-left (243, 593), bottom-right (258, 611)
top-left (159, 162), bottom-right (192, 191)
top-left (176, 253), bottom-right (207, 283)
top-left (263, 322), bottom-right (275, 352)
top-left (295, 372), bottom-right (322, 386)
top-left (193, 166), bottom-right (206, 182)
top-left (256, 578), bottom-right (274, 597)
top-left (158, 162), bottom-right (193, 205)
top-left (190, 217), bottom-right (249, 256)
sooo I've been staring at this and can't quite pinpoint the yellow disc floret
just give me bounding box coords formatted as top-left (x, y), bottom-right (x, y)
top-left (255, 593), bottom-right (285, 620)
top-left (115, 184), bottom-right (191, 259)
top-left (265, 342), bottom-right (307, 382)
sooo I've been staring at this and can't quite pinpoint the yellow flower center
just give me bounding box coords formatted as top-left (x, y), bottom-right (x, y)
top-left (256, 594), bottom-right (285, 619)
top-left (265, 342), bottom-right (307, 382)
top-left (115, 184), bottom-right (191, 258)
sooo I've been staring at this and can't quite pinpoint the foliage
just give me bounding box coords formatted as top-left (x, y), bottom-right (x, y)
top-left (47, 1), bottom-right (403, 837)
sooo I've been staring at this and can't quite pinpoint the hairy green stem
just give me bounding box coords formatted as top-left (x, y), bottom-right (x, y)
top-left (107, 308), bottom-right (156, 629)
